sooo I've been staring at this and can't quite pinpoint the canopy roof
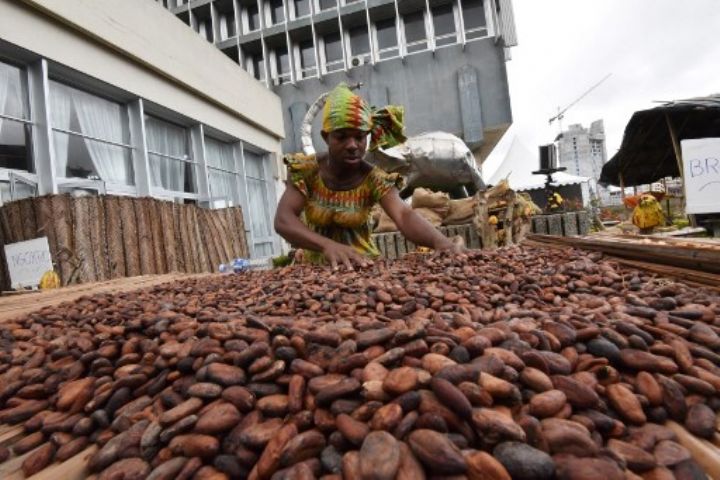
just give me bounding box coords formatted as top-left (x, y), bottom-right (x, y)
top-left (486, 138), bottom-right (590, 191)
top-left (600, 94), bottom-right (720, 187)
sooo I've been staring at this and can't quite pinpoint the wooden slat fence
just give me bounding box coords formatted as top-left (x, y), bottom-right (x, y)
top-left (0, 194), bottom-right (249, 291)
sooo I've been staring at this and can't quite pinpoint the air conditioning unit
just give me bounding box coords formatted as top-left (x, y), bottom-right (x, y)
top-left (350, 55), bottom-right (366, 68)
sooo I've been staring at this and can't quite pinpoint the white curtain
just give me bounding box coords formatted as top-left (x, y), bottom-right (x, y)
top-left (72, 89), bottom-right (132, 185)
top-left (49, 82), bottom-right (73, 178)
top-left (145, 117), bottom-right (187, 192)
top-left (0, 65), bottom-right (9, 137)
top-left (209, 170), bottom-right (236, 206)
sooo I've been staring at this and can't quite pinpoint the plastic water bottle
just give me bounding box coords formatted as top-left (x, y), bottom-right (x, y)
top-left (232, 258), bottom-right (250, 273)
top-left (218, 263), bottom-right (229, 273)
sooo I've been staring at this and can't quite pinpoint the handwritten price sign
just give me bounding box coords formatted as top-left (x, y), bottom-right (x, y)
top-left (4, 237), bottom-right (53, 289)
top-left (681, 138), bottom-right (720, 214)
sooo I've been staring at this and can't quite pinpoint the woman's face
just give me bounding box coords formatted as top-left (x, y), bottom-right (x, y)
top-left (322, 128), bottom-right (368, 167)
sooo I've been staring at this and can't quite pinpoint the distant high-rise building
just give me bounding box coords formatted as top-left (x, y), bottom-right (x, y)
top-left (557, 120), bottom-right (607, 181)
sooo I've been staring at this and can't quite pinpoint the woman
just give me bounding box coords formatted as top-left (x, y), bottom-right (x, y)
top-left (274, 83), bottom-right (463, 270)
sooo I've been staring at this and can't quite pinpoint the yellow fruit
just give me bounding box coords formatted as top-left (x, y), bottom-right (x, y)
top-left (632, 194), bottom-right (664, 230)
top-left (39, 270), bottom-right (61, 290)
top-left (488, 215), bottom-right (499, 225)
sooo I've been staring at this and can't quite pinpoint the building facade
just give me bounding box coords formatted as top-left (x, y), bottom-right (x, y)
top-left (0, 0), bottom-right (285, 258)
top-left (158, 0), bottom-right (517, 158)
top-left (557, 120), bottom-right (608, 202)
top-left (557, 120), bottom-right (607, 180)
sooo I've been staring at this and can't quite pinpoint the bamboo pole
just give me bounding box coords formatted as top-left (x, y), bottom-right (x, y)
top-left (172, 203), bottom-right (187, 273)
top-left (91, 196), bottom-right (110, 281)
top-left (179, 204), bottom-right (198, 273)
top-left (191, 207), bottom-right (211, 272)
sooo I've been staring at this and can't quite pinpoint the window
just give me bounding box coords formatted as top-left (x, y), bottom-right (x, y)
top-left (144, 116), bottom-right (195, 193)
top-left (247, 53), bottom-right (266, 81)
top-left (275, 46), bottom-right (291, 84)
top-left (375, 17), bottom-right (399, 59)
top-left (244, 149), bottom-right (274, 257)
top-left (250, 54), bottom-right (265, 81)
top-left (403, 11), bottom-right (427, 53)
top-left (318, 0), bottom-right (336, 11)
top-left (323, 32), bottom-right (344, 72)
top-left (349, 25), bottom-right (370, 56)
top-left (0, 61), bottom-right (33, 173)
top-left (294, 0), bottom-right (310, 18)
top-left (462, 0), bottom-right (488, 40)
top-left (205, 137), bottom-right (238, 208)
top-left (218, 11), bottom-right (237, 40)
top-left (247, 3), bottom-right (261, 31)
top-left (270, 0), bottom-right (285, 24)
top-left (195, 19), bottom-right (213, 42)
top-left (49, 81), bottom-right (133, 185)
top-left (299, 40), bottom-right (317, 79)
top-left (432, 4), bottom-right (457, 47)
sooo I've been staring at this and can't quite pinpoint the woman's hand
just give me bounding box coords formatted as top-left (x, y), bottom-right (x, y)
top-left (322, 241), bottom-right (372, 271)
top-left (432, 236), bottom-right (468, 258)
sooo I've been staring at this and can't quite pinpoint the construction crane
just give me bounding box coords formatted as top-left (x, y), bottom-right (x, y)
top-left (548, 73), bottom-right (612, 133)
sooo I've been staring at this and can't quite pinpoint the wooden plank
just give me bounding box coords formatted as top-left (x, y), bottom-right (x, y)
top-left (4, 201), bottom-right (23, 242)
top-left (232, 207), bottom-right (249, 258)
top-left (0, 445), bottom-right (37, 479)
top-left (135, 198), bottom-right (156, 275)
top-left (26, 445), bottom-right (97, 480)
top-left (0, 217), bottom-right (10, 291)
top-left (0, 425), bottom-right (23, 447)
top-left (204, 209), bottom-right (225, 268)
top-left (177, 205), bottom-right (195, 273)
top-left (210, 209), bottom-right (233, 263)
top-left (667, 421), bottom-right (720, 479)
top-left (221, 209), bottom-right (240, 260)
top-left (193, 207), bottom-right (211, 272)
top-left (375, 234), bottom-right (386, 258)
top-left (51, 195), bottom-right (74, 285)
top-left (88, 197), bottom-right (109, 281)
top-left (18, 198), bottom-right (37, 240)
top-left (104, 196), bottom-right (126, 279)
top-left (159, 201), bottom-right (178, 272)
top-left (119, 196), bottom-right (140, 277)
top-left (396, 234), bottom-right (407, 257)
top-left (148, 199), bottom-right (167, 274)
top-left (386, 234), bottom-right (397, 260)
top-left (0, 204), bottom-right (13, 243)
top-left (198, 209), bottom-right (218, 269)
top-left (73, 196), bottom-right (96, 284)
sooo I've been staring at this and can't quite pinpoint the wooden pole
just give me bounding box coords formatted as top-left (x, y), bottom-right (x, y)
top-left (665, 112), bottom-right (693, 226)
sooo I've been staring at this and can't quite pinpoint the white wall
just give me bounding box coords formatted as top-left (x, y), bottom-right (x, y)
top-left (1, 0), bottom-right (284, 153)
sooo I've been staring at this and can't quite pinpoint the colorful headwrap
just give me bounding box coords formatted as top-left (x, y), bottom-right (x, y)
top-left (321, 83), bottom-right (406, 151)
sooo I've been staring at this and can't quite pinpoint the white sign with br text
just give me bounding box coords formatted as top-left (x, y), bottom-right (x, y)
top-left (681, 138), bottom-right (720, 214)
top-left (4, 237), bottom-right (53, 290)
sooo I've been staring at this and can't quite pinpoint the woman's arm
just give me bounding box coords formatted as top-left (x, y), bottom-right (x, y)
top-left (379, 188), bottom-right (459, 252)
top-left (274, 183), bottom-right (370, 269)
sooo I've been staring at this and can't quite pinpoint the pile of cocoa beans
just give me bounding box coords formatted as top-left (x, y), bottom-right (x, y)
top-left (1, 245), bottom-right (720, 480)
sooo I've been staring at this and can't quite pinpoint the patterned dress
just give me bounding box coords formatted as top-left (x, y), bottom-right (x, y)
top-left (284, 153), bottom-right (402, 264)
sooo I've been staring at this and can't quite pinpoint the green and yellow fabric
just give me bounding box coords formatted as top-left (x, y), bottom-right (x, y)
top-left (321, 83), bottom-right (406, 151)
top-left (284, 154), bottom-right (402, 264)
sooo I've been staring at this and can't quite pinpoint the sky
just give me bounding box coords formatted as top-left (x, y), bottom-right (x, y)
top-left (483, 0), bottom-right (720, 178)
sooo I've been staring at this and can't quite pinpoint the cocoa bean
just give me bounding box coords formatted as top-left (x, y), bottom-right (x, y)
top-left (359, 431), bottom-right (401, 480)
top-left (408, 429), bottom-right (467, 475)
